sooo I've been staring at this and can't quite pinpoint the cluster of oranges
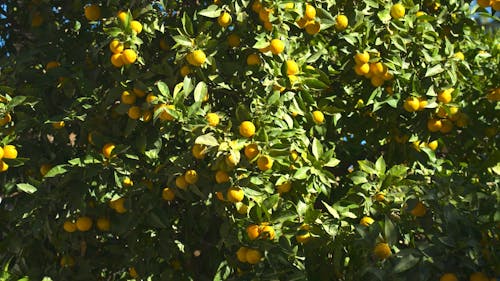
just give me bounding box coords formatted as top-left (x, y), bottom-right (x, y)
top-left (109, 11), bottom-right (142, 68)
top-left (426, 88), bottom-right (468, 134)
top-left (0, 144), bottom-right (18, 173)
top-left (62, 215), bottom-right (110, 233)
top-left (353, 51), bottom-right (394, 87)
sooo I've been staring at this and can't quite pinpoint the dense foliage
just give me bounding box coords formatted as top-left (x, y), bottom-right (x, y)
top-left (0, 0), bottom-right (499, 280)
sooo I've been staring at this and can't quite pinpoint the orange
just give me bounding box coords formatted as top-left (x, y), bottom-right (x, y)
top-left (123, 177), bottom-right (133, 187)
top-left (257, 155), bottom-right (273, 171)
top-left (286, 60), bottom-right (299, 75)
top-left (129, 267), bottom-right (139, 278)
top-left (418, 97), bottom-right (428, 111)
top-left (247, 53), bottom-right (261, 66)
top-left (180, 65), bottom-right (191, 77)
top-left (121, 49), bottom-right (137, 64)
top-left (76, 216), bottom-right (93, 231)
top-left (217, 11), bottom-right (232, 27)
top-left (277, 181), bottom-right (292, 194)
top-left (374, 192), bottom-right (385, 202)
top-left (96, 217), bottom-right (110, 231)
top-left (296, 224), bottom-right (311, 244)
top-left (390, 3), bottom-right (405, 19)
top-left (360, 216), bottom-right (375, 226)
top-left (187, 50), bottom-right (206, 66)
top-left (110, 53), bottom-right (124, 67)
top-left (251, 0), bottom-right (262, 13)
top-left (130, 20), bottom-right (142, 34)
top-left (335, 14), bottom-right (348, 30)
top-left (354, 63), bottom-right (370, 75)
top-left (227, 187), bottom-right (244, 202)
top-left (403, 97), bottom-right (420, 112)
top-left (245, 248), bottom-right (262, 264)
top-left (453, 52), bottom-right (465, 60)
top-left (469, 272), bottom-right (489, 281)
top-left (410, 201), bottom-right (427, 217)
top-left (427, 140), bottom-right (438, 151)
top-left (102, 143), bottom-right (116, 158)
top-left (52, 121), bottom-right (65, 129)
top-left (175, 175), bottom-right (189, 190)
top-left (192, 144), bottom-right (207, 159)
top-left (2, 145), bottom-right (17, 159)
top-left (109, 39), bottom-right (124, 54)
top-left (63, 221), bottom-right (77, 233)
top-left (244, 144), bottom-right (259, 159)
top-left (270, 39), bottom-right (285, 55)
top-left (236, 247), bottom-right (248, 262)
top-left (239, 121), bottom-right (256, 138)
top-left (162, 187), bottom-right (175, 201)
top-left (184, 170), bottom-right (199, 184)
top-left (155, 104), bottom-right (176, 121)
top-left (40, 164), bottom-right (51, 176)
top-left (0, 160), bottom-right (8, 172)
top-left (304, 21), bottom-right (320, 35)
top-left (304, 4), bottom-right (316, 20)
top-left (227, 34), bottom-right (240, 47)
top-left (46, 61), bottom-right (60, 70)
top-left (127, 106), bottom-right (141, 120)
top-left (121, 91), bottom-right (136, 105)
top-left (371, 76), bottom-right (384, 87)
top-left (354, 51), bottom-right (370, 64)
top-left (110, 198), bottom-right (127, 213)
top-left (373, 243), bottom-right (391, 259)
top-left (477, 0), bottom-right (491, 8)
top-left (260, 225), bottom-right (275, 240)
top-left (117, 11), bottom-right (128, 23)
top-left (439, 119), bottom-right (453, 134)
top-left (427, 118), bottom-right (442, 132)
top-left (438, 88), bottom-right (453, 104)
top-left (206, 113), bottom-right (220, 126)
top-left (440, 273), bottom-right (458, 281)
top-left (246, 224), bottom-right (260, 240)
top-left (84, 4), bottom-right (101, 21)
top-left (0, 113), bottom-right (12, 126)
top-left (312, 110), bottom-right (324, 124)
top-left (215, 170), bottom-right (230, 184)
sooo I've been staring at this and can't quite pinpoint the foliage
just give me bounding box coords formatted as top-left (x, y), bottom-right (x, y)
top-left (0, 0), bottom-right (499, 280)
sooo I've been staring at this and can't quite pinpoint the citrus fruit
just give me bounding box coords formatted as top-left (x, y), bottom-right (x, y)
top-left (440, 273), bottom-right (458, 281)
top-left (354, 51), bottom-right (370, 64)
top-left (304, 4), bottom-right (316, 20)
top-left (373, 243), bottom-right (391, 259)
top-left (110, 53), bottom-right (124, 67)
top-left (335, 14), bottom-right (348, 30)
top-left (192, 144), bottom-right (207, 159)
top-left (438, 88), bottom-right (453, 104)
top-left (63, 221), bottom-right (77, 233)
top-left (102, 143), bottom-right (116, 158)
top-left (257, 155), bottom-right (273, 171)
top-left (184, 170), bottom-right (199, 184)
top-left (239, 121), bottom-right (256, 138)
top-left (245, 248), bottom-right (262, 264)
top-left (360, 216), bottom-right (375, 226)
top-left (218, 11), bottom-right (232, 27)
top-left (277, 181), bottom-right (292, 194)
top-left (175, 175), bottom-right (189, 190)
top-left (162, 187), bottom-right (175, 201)
top-left (187, 50), bottom-right (206, 66)
top-left (2, 145), bottom-right (17, 159)
top-left (215, 170), bottom-right (230, 184)
top-left (410, 201), bottom-right (427, 217)
top-left (270, 39), bottom-right (285, 55)
top-left (312, 110), bottom-right (324, 124)
top-left (206, 113), bottom-right (220, 126)
top-left (236, 247), bottom-right (248, 262)
top-left (109, 39), bottom-right (124, 54)
top-left (96, 217), bottom-right (110, 231)
top-left (247, 53), bottom-right (261, 66)
top-left (121, 49), bottom-right (137, 64)
top-left (130, 20), bottom-right (142, 34)
top-left (390, 3), bottom-right (406, 19)
top-left (227, 187), bottom-right (244, 202)
top-left (84, 4), bottom-right (101, 21)
top-left (76, 216), bottom-right (93, 232)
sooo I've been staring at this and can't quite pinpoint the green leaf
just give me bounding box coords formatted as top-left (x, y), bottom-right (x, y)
top-left (425, 64), bottom-right (444, 77)
top-left (195, 133), bottom-right (219, 147)
top-left (293, 167), bottom-right (310, 180)
top-left (303, 78), bottom-right (329, 90)
top-left (44, 165), bottom-right (68, 178)
top-left (198, 5), bottom-right (220, 18)
top-left (193, 81), bottom-right (208, 102)
top-left (182, 13), bottom-right (194, 36)
top-left (384, 216), bottom-right (397, 245)
top-left (392, 252), bottom-right (420, 273)
top-left (323, 158), bottom-right (340, 168)
top-left (311, 138), bottom-right (323, 160)
top-left (157, 81), bottom-right (170, 98)
top-left (17, 183), bottom-right (37, 194)
top-left (375, 156), bottom-right (386, 174)
top-left (322, 201), bottom-right (340, 219)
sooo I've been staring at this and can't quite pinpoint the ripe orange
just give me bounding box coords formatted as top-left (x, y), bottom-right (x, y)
top-left (373, 243), bottom-right (391, 259)
top-left (270, 39), bottom-right (285, 55)
top-left (102, 143), bottom-right (116, 158)
top-left (227, 34), bottom-right (240, 47)
top-left (218, 11), bottom-right (232, 27)
top-left (453, 51), bottom-right (465, 60)
top-left (2, 145), bottom-right (17, 159)
top-left (96, 217), bottom-right (110, 231)
top-left (121, 91), bottom-right (136, 105)
top-left (227, 187), bottom-right (244, 202)
top-left (155, 104), bottom-right (176, 121)
top-left (246, 224), bottom-right (260, 240)
top-left (130, 20), bottom-right (142, 34)
top-left (175, 175), bottom-right (189, 190)
top-left (410, 201), bottom-right (427, 217)
top-left (236, 247), bottom-right (248, 262)
top-left (63, 221), bottom-right (77, 233)
top-left (335, 14), bottom-right (348, 30)
top-left (260, 225), bottom-right (275, 240)
top-left (187, 50), bottom-right (206, 66)
top-left (312, 110), bottom-right (324, 124)
top-left (76, 216), bottom-right (93, 231)
top-left (296, 224), bottom-right (311, 244)
top-left (277, 181), bottom-right (292, 194)
top-left (123, 177), bottom-right (133, 187)
top-left (121, 49), bottom-right (137, 64)
top-left (52, 121), bottom-right (65, 129)
top-left (418, 97), bottom-right (428, 111)
top-left (0, 160), bottom-right (8, 172)
top-left (304, 4), bottom-right (316, 20)
top-left (304, 21), bottom-right (321, 35)
top-left (354, 51), bottom-right (370, 64)
top-left (239, 121), bottom-right (256, 138)
top-left (440, 273), bottom-right (458, 281)
top-left (354, 63), bottom-right (370, 75)
top-left (206, 113), bottom-right (220, 126)
top-left (109, 39), bottom-right (124, 54)
top-left (244, 144), bottom-right (259, 160)
top-left (370, 76), bottom-right (384, 87)
top-left (427, 118), bottom-right (442, 132)
top-left (110, 198), bottom-right (127, 213)
top-left (374, 192), bottom-right (385, 202)
top-left (390, 3), bottom-right (406, 19)
top-left (360, 216), bottom-right (375, 226)
top-left (84, 4), bottom-right (101, 21)
top-left (469, 272), bottom-right (489, 281)
top-left (184, 170), bottom-right (199, 184)
top-left (439, 119), bottom-right (453, 134)
top-left (257, 155), bottom-right (273, 171)
top-left (128, 106), bottom-right (141, 120)
top-left (215, 170), bottom-right (230, 184)
top-left (427, 140), bottom-right (438, 151)
top-left (192, 144), bottom-right (207, 159)
top-left (129, 267), bottom-right (139, 278)
top-left (117, 11), bottom-right (128, 23)
top-left (286, 60), bottom-right (299, 75)
top-left (403, 97), bottom-right (420, 112)
top-left (162, 187), bottom-right (175, 201)
top-left (0, 113), bottom-right (12, 126)
top-left (438, 88), bottom-right (453, 104)
top-left (111, 53), bottom-right (124, 67)
top-left (246, 53), bottom-right (261, 66)
top-left (245, 248), bottom-right (262, 264)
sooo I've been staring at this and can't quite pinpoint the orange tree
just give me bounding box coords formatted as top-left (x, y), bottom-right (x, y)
top-left (0, 0), bottom-right (499, 280)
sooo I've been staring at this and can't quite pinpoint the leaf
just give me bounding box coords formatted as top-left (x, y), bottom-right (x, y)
top-left (358, 160), bottom-right (377, 175)
top-left (303, 78), bottom-right (329, 90)
top-left (181, 13), bottom-right (194, 36)
top-left (392, 253), bottom-right (420, 273)
top-left (193, 81), bottom-right (208, 102)
top-left (323, 158), bottom-right (340, 168)
top-left (7, 96), bottom-right (27, 108)
top-left (172, 35), bottom-right (193, 47)
top-left (293, 167), bottom-right (310, 180)
top-left (425, 64), bottom-right (444, 77)
top-left (195, 133), bottom-right (219, 147)
top-left (375, 156), bottom-right (386, 174)
top-left (384, 216), bottom-right (397, 245)
top-left (16, 183), bottom-right (37, 194)
top-left (43, 165), bottom-right (68, 178)
top-left (198, 5), bottom-right (221, 18)
top-left (322, 201), bottom-right (340, 219)
top-left (157, 81), bottom-right (170, 98)
top-left (311, 138), bottom-right (323, 160)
